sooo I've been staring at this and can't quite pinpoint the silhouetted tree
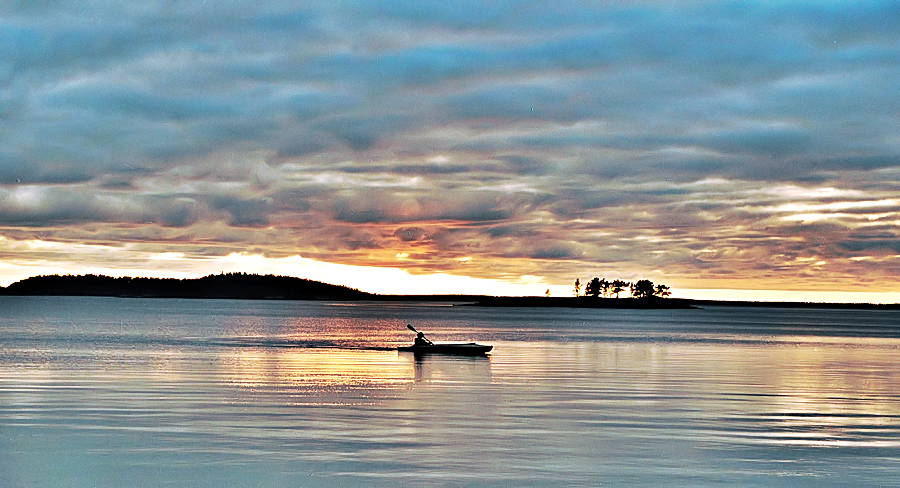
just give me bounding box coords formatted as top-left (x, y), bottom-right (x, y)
top-left (598, 278), bottom-right (610, 297)
top-left (632, 279), bottom-right (655, 299)
top-left (573, 278), bottom-right (581, 297)
top-left (611, 279), bottom-right (629, 298)
top-left (585, 277), bottom-right (601, 297)
top-left (654, 284), bottom-right (671, 298)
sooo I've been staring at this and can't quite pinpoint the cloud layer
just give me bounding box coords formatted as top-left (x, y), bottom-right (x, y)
top-left (2, 1), bottom-right (899, 294)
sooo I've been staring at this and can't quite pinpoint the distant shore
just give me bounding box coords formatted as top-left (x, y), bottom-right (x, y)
top-left (467, 296), bottom-right (697, 309)
top-left (1, 273), bottom-right (898, 310)
top-left (465, 297), bottom-right (900, 310)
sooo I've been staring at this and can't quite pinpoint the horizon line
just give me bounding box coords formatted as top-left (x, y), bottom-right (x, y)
top-left (2, 272), bottom-right (898, 306)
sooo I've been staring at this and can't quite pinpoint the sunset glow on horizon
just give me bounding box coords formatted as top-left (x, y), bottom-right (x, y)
top-left (1, 2), bottom-right (899, 302)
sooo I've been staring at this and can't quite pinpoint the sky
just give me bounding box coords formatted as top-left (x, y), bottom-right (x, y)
top-left (1, 1), bottom-right (899, 302)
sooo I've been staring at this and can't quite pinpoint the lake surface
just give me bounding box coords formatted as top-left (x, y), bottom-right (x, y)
top-left (2, 297), bottom-right (900, 487)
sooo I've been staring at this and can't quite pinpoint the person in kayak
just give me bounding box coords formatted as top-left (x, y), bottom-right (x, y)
top-left (414, 331), bottom-right (434, 347)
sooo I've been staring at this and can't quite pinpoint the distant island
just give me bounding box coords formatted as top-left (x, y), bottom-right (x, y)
top-left (0, 273), bottom-right (370, 300)
top-left (470, 296), bottom-right (695, 309)
top-left (1, 273), bottom-right (897, 310)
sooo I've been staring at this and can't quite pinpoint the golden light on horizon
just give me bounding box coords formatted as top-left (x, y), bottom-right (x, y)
top-left (2, 243), bottom-right (900, 303)
top-left (1, 234), bottom-right (899, 303)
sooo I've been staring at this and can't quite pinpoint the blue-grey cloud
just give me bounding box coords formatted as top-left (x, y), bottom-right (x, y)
top-left (1, 0), bottom-right (899, 292)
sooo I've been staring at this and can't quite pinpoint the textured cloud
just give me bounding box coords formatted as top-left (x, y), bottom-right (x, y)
top-left (1, 1), bottom-right (899, 295)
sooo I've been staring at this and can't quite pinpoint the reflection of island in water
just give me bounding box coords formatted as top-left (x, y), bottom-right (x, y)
top-left (412, 355), bottom-right (492, 384)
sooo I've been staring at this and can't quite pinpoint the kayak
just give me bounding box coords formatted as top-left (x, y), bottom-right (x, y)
top-left (397, 342), bottom-right (493, 355)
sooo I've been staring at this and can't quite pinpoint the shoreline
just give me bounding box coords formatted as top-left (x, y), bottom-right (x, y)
top-left (2, 274), bottom-right (898, 310)
top-left (3, 293), bottom-right (899, 310)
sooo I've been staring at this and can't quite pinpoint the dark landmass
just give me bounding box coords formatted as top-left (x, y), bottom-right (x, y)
top-left (688, 299), bottom-right (900, 310)
top-left (0, 274), bottom-right (495, 302)
top-left (373, 294), bottom-right (494, 302)
top-left (1, 274), bottom-right (898, 309)
top-left (469, 297), bottom-right (900, 310)
top-left (470, 296), bottom-right (697, 309)
top-left (0, 273), bottom-right (370, 300)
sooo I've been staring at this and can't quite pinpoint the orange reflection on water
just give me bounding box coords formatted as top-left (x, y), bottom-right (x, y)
top-left (223, 348), bottom-right (416, 392)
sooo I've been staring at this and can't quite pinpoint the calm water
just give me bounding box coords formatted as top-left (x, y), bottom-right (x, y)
top-left (2, 297), bottom-right (900, 487)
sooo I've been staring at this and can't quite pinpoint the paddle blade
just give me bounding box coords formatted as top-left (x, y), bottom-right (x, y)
top-left (406, 324), bottom-right (417, 332)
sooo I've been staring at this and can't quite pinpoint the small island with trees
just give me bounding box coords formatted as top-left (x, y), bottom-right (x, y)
top-left (576, 277), bottom-right (670, 299)
top-left (472, 277), bottom-right (693, 309)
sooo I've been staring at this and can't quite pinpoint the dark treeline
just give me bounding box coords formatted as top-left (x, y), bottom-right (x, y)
top-left (472, 278), bottom-right (690, 309)
top-left (574, 278), bottom-right (671, 299)
top-left (471, 296), bottom-right (695, 309)
top-left (0, 273), bottom-right (371, 300)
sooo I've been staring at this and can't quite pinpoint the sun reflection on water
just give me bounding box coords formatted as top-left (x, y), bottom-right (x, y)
top-left (744, 339), bottom-right (900, 448)
top-left (222, 348), bottom-right (415, 391)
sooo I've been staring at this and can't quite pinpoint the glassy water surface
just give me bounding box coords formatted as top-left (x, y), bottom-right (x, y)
top-left (2, 297), bottom-right (900, 486)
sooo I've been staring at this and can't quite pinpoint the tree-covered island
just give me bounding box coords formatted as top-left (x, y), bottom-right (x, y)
top-left (0, 273), bottom-right (370, 300)
top-left (473, 277), bottom-right (691, 309)
top-left (576, 277), bottom-right (671, 299)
